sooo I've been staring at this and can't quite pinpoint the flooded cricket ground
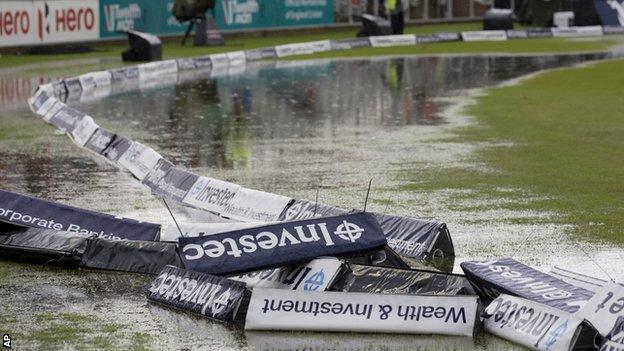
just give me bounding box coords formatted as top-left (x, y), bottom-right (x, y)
top-left (1, 51), bottom-right (623, 350)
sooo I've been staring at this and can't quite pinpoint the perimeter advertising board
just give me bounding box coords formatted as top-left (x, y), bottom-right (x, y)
top-left (0, 189), bottom-right (160, 241)
top-left (148, 265), bottom-right (249, 323)
top-left (484, 294), bottom-right (601, 351)
top-left (245, 288), bottom-right (479, 336)
top-left (0, 0), bottom-right (99, 47)
top-left (97, 0), bottom-right (334, 39)
top-left (179, 212), bottom-right (387, 275)
top-left (461, 258), bottom-right (594, 313)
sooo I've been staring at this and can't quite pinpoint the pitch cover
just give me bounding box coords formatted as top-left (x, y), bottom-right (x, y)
top-left (179, 212), bottom-right (387, 275)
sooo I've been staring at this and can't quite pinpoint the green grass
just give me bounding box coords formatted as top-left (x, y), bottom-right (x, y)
top-left (29, 312), bottom-right (126, 350)
top-left (403, 58), bottom-right (624, 242)
top-left (0, 22), bottom-right (619, 69)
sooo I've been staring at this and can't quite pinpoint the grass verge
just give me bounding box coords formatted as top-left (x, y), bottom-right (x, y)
top-left (0, 22), bottom-right (619, 69)
top-left (402, 58), bottom-right (624, 242)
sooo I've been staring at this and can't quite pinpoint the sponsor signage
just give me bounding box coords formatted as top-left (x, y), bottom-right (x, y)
top-left (603, 26), bottom-right (624, 35)
top-left (160, 222), bottom-right (267, 242)
top-left (506, 30), bottom-right (529, 39)
top-left (461, 30), bottom-right (507, 42)
top-left (0, 0), bottom-right (99, 48)
top-left (103, 134), bottom-right (132, 161)
top-left (551, 26), bottom-right (603, 38)
top-left (527, 28), bottom-right (553, 38)
top-left (275, 40), bottom-right (331, 57)
top-left (108, 66), bottom-right (140, 83)
top-left (138, 60), bottom-right (178, 80)
top-left (100, 0), bottom-right (144, 37)
top-left (0, 189), bottom-right (160, 241)
top-left (70, 115), bottom-right (99, 146)
top-left (178, 212), bottom-right (387, 275)
top-left (278, 199), bottom-right (347, 222)
top-left (176, 56), bottom-right (212, 71)
top-left (142, 159), bottom-right (198, 202)
top-left (215, 0), bottom-right (264, 30)
top-left (330, 264), bottom-right (475, 296)
top-left (48, 104), bottom-right (86, 132)
top-left (599, 316), bottom-right (624, 351)
top-left (117, 141), bottom-right (163, 180)
top-left (63, 77), bottom-right (83, 97)
top-left (27, 88), bottom-right (55, 116)
top-left (369, 34), bottom-right (416, 47)
top-left (436, 32), bottom-right (461, 42)
top-left (245, 288), bottom-right (479, 336)
top-left (330, 38), bottom-right (371, 50)
top-left (229, 257), bottom-right (343, 291)
top-left (221, 187), bottom-right (292, 222)
top-left (414, 33), bottom-right (443, 44)
top-left (372, 212), bottom-right (445, 259)
top-left (147, 265), bottom-right (249, 323)
top-left (461, 258), bottom-right (594, 313)
top-left (276, 0), bottom-right (334, 27)
top-left (182, 176), bottom-right (241, 215)
top-left (245, 48), bottom-right (278, 61)
top-left (84, 127), bottom-right (115, 154)
top-left (102, 0), bottom-right (335, 40)
top-left (576, 283), bottom-right (624, 336)
top-left (484, 294), bottom-right (601, 351)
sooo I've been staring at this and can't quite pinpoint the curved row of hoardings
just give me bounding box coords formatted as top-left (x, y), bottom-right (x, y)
top-left (25, 24), bottom-right (624, 248)
top-left (12, 26), bottom-right (624, 347)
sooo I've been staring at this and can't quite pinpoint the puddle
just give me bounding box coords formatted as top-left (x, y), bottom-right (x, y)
top-left (0, 52), bottom-right (622, 350)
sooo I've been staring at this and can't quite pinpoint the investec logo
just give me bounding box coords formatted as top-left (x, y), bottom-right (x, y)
top-left (183, 220), bottom-right (364, 260)
top-left (149, 271), bottom-right (233, 316)
top-left (104, 4), bottom-right (141, 32)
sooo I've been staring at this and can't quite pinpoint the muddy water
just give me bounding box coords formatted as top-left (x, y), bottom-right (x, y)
top-left (1, 52), bottom-right (622, 350)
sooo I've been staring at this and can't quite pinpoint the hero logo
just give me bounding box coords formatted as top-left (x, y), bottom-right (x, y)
top-left (0, 8), bottom-right (30, 37)
top-left (104, 4), bottom-right (141, 32)
top-left (37, 1), bottom-right (96, 41)
top-left (222, 0), bottom-right (259, 25)
top-left (303, 270), bottom-right (325, 291)
top-left (183, 220), bottom-right (365, 260)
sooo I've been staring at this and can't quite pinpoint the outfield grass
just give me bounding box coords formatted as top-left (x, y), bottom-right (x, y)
top-left (0, 22), bottom-right (619, 68)
top-left (403, 58), bottom-right (624, 242)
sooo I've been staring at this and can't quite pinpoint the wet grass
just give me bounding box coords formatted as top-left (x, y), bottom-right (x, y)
top-left (403, 58), bottom-right (624, 243)
top-left (29, 312), bottom-right (124, 350)
top-left (0, 22), bottom-right (619, 69)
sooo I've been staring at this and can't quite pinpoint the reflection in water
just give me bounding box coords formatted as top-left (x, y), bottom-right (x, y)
top-left (75, 52), bottom-right (614, 171)
top-left (245, 330), bottom-right (474, 351)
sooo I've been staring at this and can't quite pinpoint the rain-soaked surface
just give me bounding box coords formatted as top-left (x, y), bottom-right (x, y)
top-left (1, 52), bottom-right (624, 350)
